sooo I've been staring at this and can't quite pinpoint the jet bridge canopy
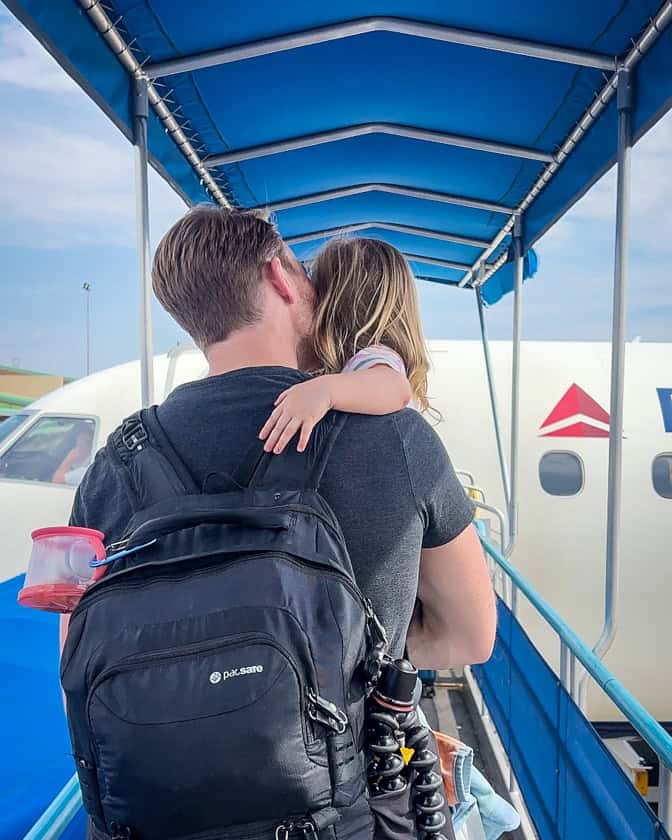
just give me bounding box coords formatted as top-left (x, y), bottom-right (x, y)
top-left (4, 3), bottom-right (672, 837)
top-left (5, 0), bottom-right (672, 301)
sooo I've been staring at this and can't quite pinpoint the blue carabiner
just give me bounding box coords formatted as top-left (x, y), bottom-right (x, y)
top-left (89, 538), bottom-right (157, 568)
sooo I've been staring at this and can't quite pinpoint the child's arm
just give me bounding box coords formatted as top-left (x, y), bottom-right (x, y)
top-left (260, 349), bottom-right (412, 454)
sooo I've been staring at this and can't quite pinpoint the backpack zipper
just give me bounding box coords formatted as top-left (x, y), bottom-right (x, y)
top-left (75, 549), bottom-right (366, 616)
top-left (113, 503), bottom-right (342, 555)
top-left (86, 632), bottom-right (328, 765)
top-left (75, 497), bottom-right (356, 603)
top-left (73, 550), bottom-right (385, 686)
top-left (87, 631), bottom-right (314, 705)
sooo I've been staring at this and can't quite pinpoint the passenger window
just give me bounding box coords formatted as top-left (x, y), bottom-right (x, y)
top-left (0, 416), bottom-right (96, 486)
top-left (652, 454), bottom-right (672, 499)
top-left (539, 452), bottom-right (584, 496)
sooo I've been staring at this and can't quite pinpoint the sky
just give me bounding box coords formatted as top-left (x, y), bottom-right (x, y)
top-left (0, 8), bottom-right (670, 378)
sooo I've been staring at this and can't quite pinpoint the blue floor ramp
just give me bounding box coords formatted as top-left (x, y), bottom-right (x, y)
top-left (473, 599), bottom-right (670, 840)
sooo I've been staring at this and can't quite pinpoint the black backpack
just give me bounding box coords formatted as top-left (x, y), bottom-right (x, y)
top-left (61, 407), bottom-right (388, 840)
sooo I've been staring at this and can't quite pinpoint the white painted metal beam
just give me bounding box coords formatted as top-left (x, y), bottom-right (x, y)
top-left (205, 123), bottom-right (553, 167)
top-left (146, 17), bottom-right (615, 78)
top-left (250, 183), bottom-right (513, 215)
top-left (285, 221), bottom-right (489, 248)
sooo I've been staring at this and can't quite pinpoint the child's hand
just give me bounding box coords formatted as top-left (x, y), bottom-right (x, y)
top-left (259, 378), bottom-right (334, 454)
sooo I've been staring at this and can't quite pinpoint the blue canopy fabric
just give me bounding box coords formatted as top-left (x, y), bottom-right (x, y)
top-left (5, 0), bottom-right (672, 301)
top-left (480, 248), bottom-right (539, 306)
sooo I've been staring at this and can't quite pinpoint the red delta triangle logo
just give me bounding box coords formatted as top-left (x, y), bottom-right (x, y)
top-left (539, 384), bottom-right (610, 438)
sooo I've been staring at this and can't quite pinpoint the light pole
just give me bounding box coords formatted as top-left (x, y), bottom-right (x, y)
top-left (82, 282), bottom-right (91, 375)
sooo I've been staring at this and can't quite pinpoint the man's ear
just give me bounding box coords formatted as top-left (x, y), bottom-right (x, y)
top-left (264, 255), bottom-right (297, 304)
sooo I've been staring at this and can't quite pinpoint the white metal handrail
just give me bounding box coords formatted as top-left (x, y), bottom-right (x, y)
top-left (478, 536), bottom-right (672, 834)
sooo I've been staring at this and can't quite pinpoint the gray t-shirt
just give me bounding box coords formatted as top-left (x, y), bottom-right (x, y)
top-left (71, 367), bottom-right (474, 656)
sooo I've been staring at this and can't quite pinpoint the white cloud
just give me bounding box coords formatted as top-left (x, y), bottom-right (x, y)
top-left (0, 117), bottom-right (133, 244)
top-left (0, 16), bottom-right (76, 93)
top-left (0, 13), bottom-right (186, 249)
top-left (553, 113), bottom-right (672, 255)
top-left (0, 113), bottom-right (187, 248)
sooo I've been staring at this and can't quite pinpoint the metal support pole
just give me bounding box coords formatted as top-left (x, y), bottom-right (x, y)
top-left (133, 75), bottom-right (154, 408)
top-left (578, 69), bottom-right (633, 710)
top-left (509, 215), bottom-right (524, 552)
top-left (82, 282), bottom-right (91, 376)
top-left (569, 653), bottom-right (576, 701)
top-left (659, 763), bottom-right (672, 836)
top-left (476, 281), bottom-right (511, 520)
top-left (560, 641), bottom-right (569, 690)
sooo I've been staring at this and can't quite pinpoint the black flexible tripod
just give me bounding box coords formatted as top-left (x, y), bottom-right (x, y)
top-left (366, 659), bottom-right (448, 839)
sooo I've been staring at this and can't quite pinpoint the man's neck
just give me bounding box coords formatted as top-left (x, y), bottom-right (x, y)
top-left (206, 325), bottom-right (299, 377)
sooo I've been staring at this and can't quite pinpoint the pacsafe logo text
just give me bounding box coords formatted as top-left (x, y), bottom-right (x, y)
top-left (209, 665), bottom-right (264, 685)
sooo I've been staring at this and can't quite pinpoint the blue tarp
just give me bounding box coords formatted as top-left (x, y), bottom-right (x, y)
top-left (1, 575), bottom-right (87, 838)
top-left (5, 1), bottom-right (672, 300)
top-left (473, 599), bottom-right (671, 840)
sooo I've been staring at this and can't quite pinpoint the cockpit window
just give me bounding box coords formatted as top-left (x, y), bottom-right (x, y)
top-left (652, 454), bottom-right (672, 499)
top-left (0, 416), bottom-right (97, 486)
top-left (0, 413), bottom-right (31, 446)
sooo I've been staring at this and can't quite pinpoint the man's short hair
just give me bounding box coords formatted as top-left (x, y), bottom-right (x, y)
top-left (152, 205), bottom-right (286, 350)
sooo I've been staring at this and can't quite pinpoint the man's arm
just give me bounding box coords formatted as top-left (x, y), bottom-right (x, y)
top-left (395, 412), bottom-right (496, 669)
top-left (406, 524), bottom-right (496, 668)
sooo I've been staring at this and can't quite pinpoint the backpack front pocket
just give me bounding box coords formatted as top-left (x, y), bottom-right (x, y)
top-left (88, 634), bottom-right (332, 839)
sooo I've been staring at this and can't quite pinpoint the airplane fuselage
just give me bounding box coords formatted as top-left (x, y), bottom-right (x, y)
top-left (1, 341), bottom-right (669, 721)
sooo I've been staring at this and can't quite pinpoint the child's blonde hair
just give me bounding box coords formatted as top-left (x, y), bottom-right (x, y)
top-left (310, 237), bottom-right (430, 412)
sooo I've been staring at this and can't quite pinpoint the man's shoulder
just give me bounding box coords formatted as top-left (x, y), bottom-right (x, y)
top-left (330, 409), bottom-right (445, 481)
top-left (339, 406), bottom-right (429, 433)
top-left (340, 408), bottom-right (440, 451)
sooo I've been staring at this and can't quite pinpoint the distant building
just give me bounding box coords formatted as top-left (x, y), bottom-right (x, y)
top-left (0, 366), bottom-right (74, 421)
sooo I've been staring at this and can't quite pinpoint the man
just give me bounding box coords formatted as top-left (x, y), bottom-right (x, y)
top-left (67, 206), bottom-right (495, 669)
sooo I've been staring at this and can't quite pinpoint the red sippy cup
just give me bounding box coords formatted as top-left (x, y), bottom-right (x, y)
top-left (18, 526), bottom-right (106, 613)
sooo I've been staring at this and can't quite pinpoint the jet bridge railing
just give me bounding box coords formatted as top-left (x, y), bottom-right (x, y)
top-left (472, 535), bottom-right (672, 840)
top-left (24, 531), bottom-right (672, 840)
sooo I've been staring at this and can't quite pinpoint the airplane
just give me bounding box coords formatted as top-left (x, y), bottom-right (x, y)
top-left (1, 339), bottom-right (670, 727)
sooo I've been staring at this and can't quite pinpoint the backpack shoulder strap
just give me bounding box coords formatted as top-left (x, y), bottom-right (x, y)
top-left (111, 407), bottom-right (200, 506)
top-left (232, 411), bottom-right (348, 491)
top-left (306, 410), bottom-right (348, 490)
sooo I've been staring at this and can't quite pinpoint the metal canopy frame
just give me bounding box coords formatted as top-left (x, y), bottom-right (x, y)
top-left (404, 253), bottom-right (478, 272)
top-left (80, 0), bottom-right (672, 305)
top-left (80, 4), bottom-right (672, 716)
top-left (249, 183), bottom-right (514, 215)
top-left (474, 0), bottom-right (672, 290)
top-left (476, 284), bottom-right (511, 528)
top-left (132, 77), bottom-right (154, 408)
top-left (285, 221), bottom-right (490, 248)
top-left (145, 16), bottom-right (616, 78)
top-left (577, 68), bottom-right (635, 712)
top-left (77, 0), bottom-right (230, 212)
top-left (204, 122), bottom-right (554, 167)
